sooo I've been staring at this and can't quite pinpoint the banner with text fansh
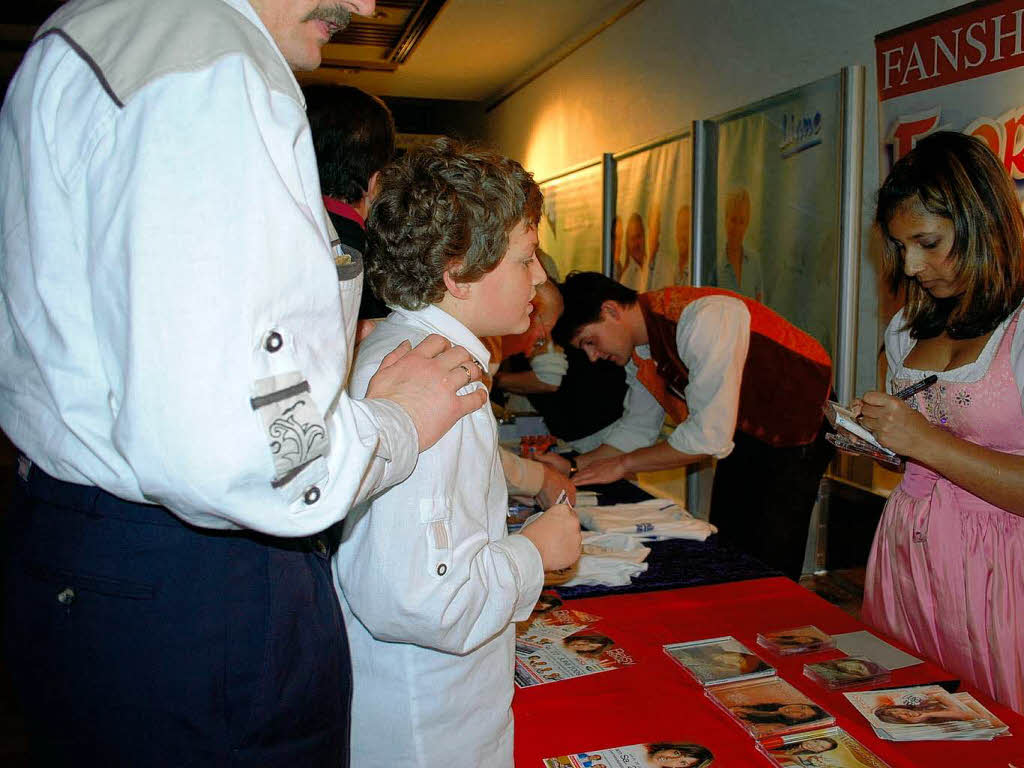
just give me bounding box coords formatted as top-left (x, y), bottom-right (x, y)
top-left (876, 0), bottom-right (1024, 321)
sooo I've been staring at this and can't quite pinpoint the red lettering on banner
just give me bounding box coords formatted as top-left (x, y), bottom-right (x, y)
top-left (888, 111), bottom-right (941, 161)
top-left (1003, 110), bottom-right (1024, 178)
top-left (888, 105), bottom-right (1024, 176)
top-left (877, 2), bottom-right (1024, 101)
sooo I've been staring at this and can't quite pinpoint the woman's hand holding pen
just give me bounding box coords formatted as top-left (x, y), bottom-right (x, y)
top-left (856, 390), bottom-right (937, 458)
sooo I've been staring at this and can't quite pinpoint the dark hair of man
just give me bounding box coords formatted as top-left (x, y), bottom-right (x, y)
top-left (366, 138), bottom-right (542, 310)
top-left (876, 130), bottom-right (1024, 339)
top-left (304, 84), bottom-right (396, 204)
top-left (551, 271), bottom-right (638, 348)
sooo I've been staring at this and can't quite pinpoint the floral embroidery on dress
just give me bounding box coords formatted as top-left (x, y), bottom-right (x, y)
top-left (919, 384), bottom-right (950, 425)
top-left (954, 389), bottom-right (972, 408)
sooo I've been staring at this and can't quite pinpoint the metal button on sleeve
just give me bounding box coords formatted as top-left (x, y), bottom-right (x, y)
top-left (436, 563), bottom-right (447, 576)
top-left (264, 331), bottom-right (283, 353)
top-left (56, 587), bottom-right (75, 606)
top-left (303, 486), bottom-right (321, 505)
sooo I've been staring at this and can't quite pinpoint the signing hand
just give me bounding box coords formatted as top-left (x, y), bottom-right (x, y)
top-left (366, 334), bottom-right (488, 452)
top-left (857, 390), bottom-right (935, 457)
top-left (520, 503), bottom-right (582, 571)
top-left (536, 464), bottom-right (576, 509)
top-left (573, 455), bottom-right (627, 486)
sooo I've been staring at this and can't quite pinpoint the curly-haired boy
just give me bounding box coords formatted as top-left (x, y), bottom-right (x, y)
top-left (332, 138), bottom-right (581, 767)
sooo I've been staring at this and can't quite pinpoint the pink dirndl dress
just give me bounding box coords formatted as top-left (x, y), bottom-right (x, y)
top-left (863, 307), bottom-right (1024, 714)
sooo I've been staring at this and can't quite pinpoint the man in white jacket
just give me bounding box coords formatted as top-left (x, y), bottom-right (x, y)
top-left (0, 1), bottom-right (486, 765)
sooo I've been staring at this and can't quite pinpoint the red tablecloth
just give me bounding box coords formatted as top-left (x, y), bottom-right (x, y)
top-left (513, 577), bottom-right (1024, 767)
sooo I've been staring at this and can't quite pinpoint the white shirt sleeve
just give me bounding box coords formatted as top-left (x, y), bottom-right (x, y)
top-left (600, 360), bottom-right (669, 453)
top-left (0, 41), bottom-right (416, 536)
top-left (665, 296), bottom-right (750, 458)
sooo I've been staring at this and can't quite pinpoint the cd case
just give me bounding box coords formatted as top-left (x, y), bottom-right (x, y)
top-left (757, 625), bottom-right (835, 655)
top-left (803, 657), bottom-right (892, 690)
top-left (664, 635), bottom-right (774, 687)
top-left (705, 675), bottom-right (835, 740)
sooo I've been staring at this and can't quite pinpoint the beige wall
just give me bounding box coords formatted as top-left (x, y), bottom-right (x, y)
top-left (482, 0), bottom-right (965, 396)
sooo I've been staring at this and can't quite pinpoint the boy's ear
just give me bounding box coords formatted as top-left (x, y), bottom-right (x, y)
top-left (442, 268), bottom-right (472, 300)
top-left (601, 300), bottom-right (620, 321)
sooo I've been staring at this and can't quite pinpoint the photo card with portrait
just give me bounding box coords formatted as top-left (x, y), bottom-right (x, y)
top-left (803, 656), bottom-right (891, 690)
top-left (664, 635), bottom-right (774, 687)
top-left (843, 685), bottom-right (1006, 741)
top-left (705, 675), bottom-right (835, 740)
top-left (756, 625), bottom-right (835, 655)
top-left (515, 629), bottom-right (635, 688)
top-left (757, 726), bottom-right (892, 768)
top-left (542, 739), bottom-right (714, 767)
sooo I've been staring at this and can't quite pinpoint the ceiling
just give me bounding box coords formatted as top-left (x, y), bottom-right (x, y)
top-left (1, 1), bottom-right (641, 104)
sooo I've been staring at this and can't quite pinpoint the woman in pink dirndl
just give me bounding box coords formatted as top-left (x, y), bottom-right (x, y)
top-left (857, 131), bottom-right (1024, 714)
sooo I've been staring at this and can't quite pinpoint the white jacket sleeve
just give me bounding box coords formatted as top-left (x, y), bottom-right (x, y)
top-left (335, 326), bottom-right (543, 654)
top-left (76, 55), bottom-right (415, 533)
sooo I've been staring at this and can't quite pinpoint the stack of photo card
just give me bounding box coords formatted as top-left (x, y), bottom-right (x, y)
top-left (823, 402), bottom-right (901, 466)
top-left (757, 625), bottom-right (835, 655)
top-left (542, 740), bottom-right (714, 767)
top-left (705, 676), bottom-right (835, 740)
top-left (758, 726), bottom-right (891, 768)
top-left (803, 657), bottom-right (891, 690)
top-left (664, 636), bottom-right (774, 687)
top-left (844, 685), bottom-right (1010, 741)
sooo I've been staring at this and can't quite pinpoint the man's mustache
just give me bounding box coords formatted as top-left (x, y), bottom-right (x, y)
top-left (305, 5), bottom-right (354, 33)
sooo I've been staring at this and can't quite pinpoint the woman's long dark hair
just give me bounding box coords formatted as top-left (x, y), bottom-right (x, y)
top-left (877, 131), bottom-right (1024, 339)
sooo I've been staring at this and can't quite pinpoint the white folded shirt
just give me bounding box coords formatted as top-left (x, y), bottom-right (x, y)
top-left (576, 499), bottom-right (718, 542)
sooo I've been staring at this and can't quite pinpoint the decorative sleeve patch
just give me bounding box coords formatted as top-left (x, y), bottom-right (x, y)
top-left (250, 372), bottom-right (329, 488)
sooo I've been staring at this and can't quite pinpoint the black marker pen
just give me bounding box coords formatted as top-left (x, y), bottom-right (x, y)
top-left (894, 374), bottom-right (938, 400)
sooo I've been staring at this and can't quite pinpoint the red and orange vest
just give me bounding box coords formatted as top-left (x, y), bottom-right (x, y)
top-left (635, 286), bottom-right (832, 447)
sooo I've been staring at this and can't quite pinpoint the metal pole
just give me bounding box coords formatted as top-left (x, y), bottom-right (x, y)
top-left (687, 121), bottom-right (717, 518)
top-left (601, 153), bottom-right (617, 277)
top-left (836, 65), bottom-right (865, 405)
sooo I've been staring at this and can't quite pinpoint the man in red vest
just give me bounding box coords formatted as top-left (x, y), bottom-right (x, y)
top-left (548, 271), bottom-right (833, 579)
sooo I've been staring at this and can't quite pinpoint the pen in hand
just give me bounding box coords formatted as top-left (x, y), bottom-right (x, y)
top-left (893, 374), bottom-right (938, 400)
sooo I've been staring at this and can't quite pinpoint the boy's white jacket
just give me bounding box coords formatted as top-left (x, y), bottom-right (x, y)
top-left (333, 304), bottom-right (544, 767)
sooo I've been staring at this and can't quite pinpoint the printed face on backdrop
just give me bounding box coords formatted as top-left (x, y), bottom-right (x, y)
top-left (626, 213), bottom-right (646, 267)
top-left (675, 205), bottom-right (691, 274)
top-left (613, 216), bottom-right (624, 269)
top-left (724, 188), bottom-right (750, 246)
top-left (647, 202), bottom-right (662, 262)
top-left (251, 0), bottom-right (375, 71)
top-left (885, 199), bottom-right (962, 299)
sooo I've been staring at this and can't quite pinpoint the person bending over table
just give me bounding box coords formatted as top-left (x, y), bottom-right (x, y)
top-left (853, 131), bottom-right (1024, 714)
top-left (545, 272), bottom-right (834, 580)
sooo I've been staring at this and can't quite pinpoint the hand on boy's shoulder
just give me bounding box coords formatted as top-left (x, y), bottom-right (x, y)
top-left (520, 503), bottom-right (582, 572)
top-left (365, 333), bottom-right (488, 452)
